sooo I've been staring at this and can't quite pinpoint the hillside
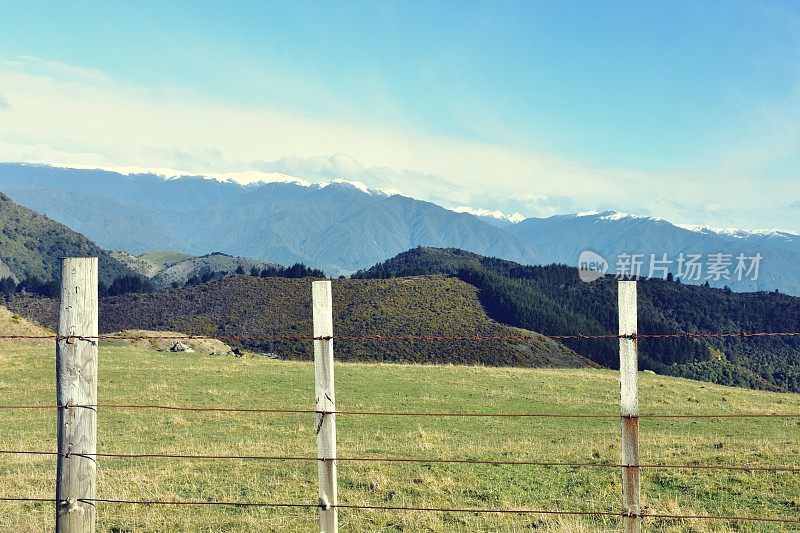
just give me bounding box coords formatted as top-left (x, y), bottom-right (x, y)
top-left (149, 253), bottom-right (283, 289)
top-left (112, 250), bottom-right (284, 289)
top-left (0, 305), bottom-right (54, 352)
top-left (138, 251), bottom-right (193, 270)
top-left (9, 275), bottom-right (590, 368)
top-left (0, 193), bottom-right (137, 288)
top-left (110, 251), bottom-right (163, 278)
top-left (354, 248), bottom-right (800, 392)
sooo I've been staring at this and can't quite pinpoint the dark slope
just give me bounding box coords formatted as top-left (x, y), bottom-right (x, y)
top-left (9, 275), bottom-right (591, 369)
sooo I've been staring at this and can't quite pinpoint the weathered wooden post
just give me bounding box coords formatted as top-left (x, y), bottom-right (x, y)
top-left (618, 280), bottom-right (641, 532)
top-left (56, 257), bottom-right (99, 533)
top-left (313, 280), bottom-right (338, 532)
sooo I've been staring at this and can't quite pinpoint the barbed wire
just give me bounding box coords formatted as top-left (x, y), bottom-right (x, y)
top-left (1, 331), bottom-right (800, 342)
top-left (2, 330), bottom-right (799, 526)
top-left (0, 496), bottom-right (798, 523)
top-left (0, 449), bottom-right (796, 472)
top-left (0, 403), bottom-right (798, 419)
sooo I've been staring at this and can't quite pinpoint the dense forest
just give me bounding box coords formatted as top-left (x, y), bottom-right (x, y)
top-left (354, 247), bottom-right (800, 392)
top-left (1, 262), bottom-right (325, 300)
top-left (185, 262), bottom-right (325, 286)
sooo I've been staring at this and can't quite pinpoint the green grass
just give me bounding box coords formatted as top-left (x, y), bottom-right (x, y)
top-left (0, 345), bottom-right (798, 532)
top-left (138, 251), bottom-right (193, 270)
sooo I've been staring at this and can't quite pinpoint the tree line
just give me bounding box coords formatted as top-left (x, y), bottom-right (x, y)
top-left (1, 262), bottom-right (326, 300)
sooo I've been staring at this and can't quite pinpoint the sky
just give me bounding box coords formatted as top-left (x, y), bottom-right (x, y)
top-left (0, 0), bottom-right (799, 231)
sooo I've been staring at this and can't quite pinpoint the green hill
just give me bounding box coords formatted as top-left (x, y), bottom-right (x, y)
top-left (0, 193), bottom-right (136, 289)
top-left (354, 248), bottom-right (800, 392)
top-left (138, 251), bottom-right (193, 270)
top-left (9, 275), bottom-right (590, 368)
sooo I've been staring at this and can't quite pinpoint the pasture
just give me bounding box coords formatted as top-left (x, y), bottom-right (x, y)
top-left (0, 344), bottom-right (798, 532)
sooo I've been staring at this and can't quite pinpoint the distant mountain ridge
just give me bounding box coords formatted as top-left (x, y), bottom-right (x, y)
top-left (1, 163), bottom-right (798, 294)
top-left (507, 211), bottom-right (800, 294)
top-left (151, 253), bottom-right (281, 289)
top-left (0, 164), bottom-right (536, 276)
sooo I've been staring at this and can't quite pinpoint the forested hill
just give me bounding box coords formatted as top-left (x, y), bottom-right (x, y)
top-left (0, 193), bottom-right (136, 290)
top-left (354, 248), bottom-right (800, 392)
top-left (9, 275), bottom-right (591, 369)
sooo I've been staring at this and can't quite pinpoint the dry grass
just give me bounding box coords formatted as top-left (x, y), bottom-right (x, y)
top-left (103, 330), bottom-right (233, 354)
top-left (0, 343), bottom-right (798, 532)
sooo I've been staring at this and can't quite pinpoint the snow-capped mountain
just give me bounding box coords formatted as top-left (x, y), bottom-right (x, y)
top-left (0, 163), bottom-right (537, 276)
top-left (676, 224), bottom-right (799, 251)
top-left (509, 211), bottom-right (800, 294)
top-left (449, 206), bottom-right (526, 228)
top-left (0, 163), bottom-right (797, 294)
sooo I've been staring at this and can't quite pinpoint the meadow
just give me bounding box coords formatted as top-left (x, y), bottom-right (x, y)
top-left (0, 343), bottom-right (798, 532)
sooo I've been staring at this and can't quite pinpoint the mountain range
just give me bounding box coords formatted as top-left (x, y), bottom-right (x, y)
top-left (1, 163), bottom-right (798, 294)
top-left (0, 183), bottom-right (796, 392)
top-left (9, 245), bottom-right (799, 392)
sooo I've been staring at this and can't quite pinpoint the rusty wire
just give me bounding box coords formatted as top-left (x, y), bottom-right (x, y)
top-left (1, 496), bottom-right (798, 523)
top-left (1, 331), bottom-right (799, 342)
top-left (0, 403), bottom-right (798, 420)
top-left (1, 449), bottom-right (797, 473)
top-left (2, 330), bottom-right (799, 524)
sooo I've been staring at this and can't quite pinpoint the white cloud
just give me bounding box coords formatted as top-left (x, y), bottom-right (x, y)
top-left (0, 55), bottom-right (798, 231)
top-left (257, 153), bottom-right (366, 180)
top-left (0, 56), bottom-right (649, 200)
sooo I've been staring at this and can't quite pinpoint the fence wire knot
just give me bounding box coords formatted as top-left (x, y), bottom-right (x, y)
top-left (57, 335), bottom-right (98, 346)
top-left (59, 498), bottom-right (84, 515)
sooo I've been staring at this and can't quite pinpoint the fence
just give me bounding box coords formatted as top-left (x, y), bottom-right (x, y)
top-left (0, 257), bottom-right (799, 532)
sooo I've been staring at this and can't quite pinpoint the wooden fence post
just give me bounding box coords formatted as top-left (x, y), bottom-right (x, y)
top-left (56, 257), bottom-right (99, 533)
top-left (313, 280), bottom-right (338, 533)
top-left (618, 280), bottom-right (641, 532)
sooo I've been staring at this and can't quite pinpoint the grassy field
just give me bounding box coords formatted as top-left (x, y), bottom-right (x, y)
top-left (0, 343), bottom-right (798, 532)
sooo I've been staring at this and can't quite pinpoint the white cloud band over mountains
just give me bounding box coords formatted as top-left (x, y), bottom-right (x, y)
top-left (0, 55), bottom-right (798, 232)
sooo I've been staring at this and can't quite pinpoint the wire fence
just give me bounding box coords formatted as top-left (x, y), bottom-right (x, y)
top-left (2, 496), bottom-right (799, 524)
top-left (2, 403), bottom-right (800, 418)
top-left (2, 341), bottom-right (799, 528)
top-left (2, 279), bottom-right (800, 529)
top-left (1, 449), bottom-right (799, 473)
top-left (0, 501), bottom-right (798, 525)
top-left (2, 331), bottom-right (800, 341)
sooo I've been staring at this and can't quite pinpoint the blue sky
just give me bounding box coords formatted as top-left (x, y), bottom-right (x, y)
top-left (0, 1), bottom-right (799, 230)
